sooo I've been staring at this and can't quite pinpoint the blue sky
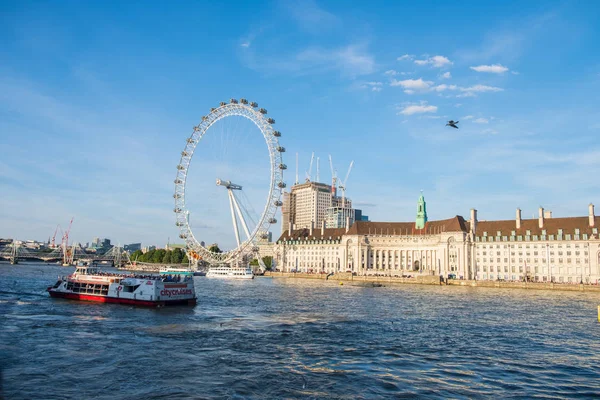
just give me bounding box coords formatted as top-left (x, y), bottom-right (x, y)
top-left (1, 0), bottom-right (600, 249)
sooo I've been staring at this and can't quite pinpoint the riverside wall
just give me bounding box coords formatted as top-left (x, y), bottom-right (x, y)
top-left (264, 271), bottom-right (440, 286)
top-left (264, 272), bottom-right (600, 293)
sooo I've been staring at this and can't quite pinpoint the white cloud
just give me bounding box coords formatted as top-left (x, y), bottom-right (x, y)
top-left (470, 64), bottom-right (509, 73)
top-left (390, 78), bottom-right (433, 91)
top-left (511, 71), bottom-right (520, 75)
top-left (404, 89), bottom-right (415, 94)
top-left (294, 44), bottom-right (375, 76)
top-left (481, 128), bottom-right (498, 134)
top-left (433, 84), bottom-right (457, 92)
top-left (414, 55), bottom-right (452, 68)
top-left (456, 91), bottom-right (477, 98)
top-left (455, 103), bottom-right (463, 107)
top-left (463, 115), bottom-right (474, 120)
top-left (241, 42), bottom-right (250, 48)
top-left (460, 84), bottom-right (504, 93)
top-left (473, 117), bottom-right (489, 124)
top-left (360, 81), bottom-right (383, 92)
top-left (384, 70), bottom-right (398, 76)
top-left (441, 72), bottom-right (451, 79)
top-left (398, 101), bottom-right (438, 116)
top-left (397, 54), bottom-right (414, 61)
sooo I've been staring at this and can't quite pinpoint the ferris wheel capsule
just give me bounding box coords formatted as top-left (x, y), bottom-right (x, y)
top-left (240, 98), bottom-right (248, 104)
top-left (273, 131), bottom-right (281, 137)
top-left (230, 98), bottom-right (238, 104)
top-left (259, 108), bottom-right (267, 114)
top-left (220, 101), bottom-right (227, 106)
top-left (250, 101), bottom-right (258, 107)
top-left (267, 118), bottom-right (275, 124)
top-left (276, 146), bottom-right (285, 152)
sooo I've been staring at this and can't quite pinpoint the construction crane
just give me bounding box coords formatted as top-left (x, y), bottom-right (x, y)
top-left (328, 154), bottom-right (337, 198)
top-left (50, 225), bottom-right (62, 248)
top-left (61, 217), bottom-right (74, 248)
top-left (305, 152), bottom-right (315, 182)
top-left (338, 161), bottom-right (354, 208)
top-left (316, 157), bottom-right (320, 183)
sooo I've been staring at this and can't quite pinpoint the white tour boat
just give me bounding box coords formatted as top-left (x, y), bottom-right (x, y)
top-left (206, 265), bottom-right (254, 279)
top-left (48, 264), bottom-right (196, 307)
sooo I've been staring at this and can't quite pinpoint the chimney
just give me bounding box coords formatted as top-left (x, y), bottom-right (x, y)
top-left (309, 221), bottom-right (314, 236)
top-left (516, 208), bottom-right (522, 229)
top-left (538, 206), bottom-right (544, 228)
top-left (470, 208), bottom-right (478, 235)
top-left (589, 203), bottom-right (595, 227)
top-left (345, 216), bottom-right (351, 233)
top-left (544, 210), bottom-right (552, 219)
top-left (321, 220), bottom-right (325, 236)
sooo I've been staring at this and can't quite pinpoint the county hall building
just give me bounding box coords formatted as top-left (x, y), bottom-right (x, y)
top-left (273, 195), bottom-right (600, 284)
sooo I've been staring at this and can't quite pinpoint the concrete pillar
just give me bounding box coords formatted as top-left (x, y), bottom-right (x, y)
top-left (539, 207), bottom-right (544, 228)
top-left (321, 220), bottom-right (325, 236)
top-left (516, 208), bottom-right (522, 229)
top-left (590, 203), bottom-right (595, 227)
top-left (345, 216), bottom-right (351, 233)
top-left (309, 221), bottom-right (314, 236)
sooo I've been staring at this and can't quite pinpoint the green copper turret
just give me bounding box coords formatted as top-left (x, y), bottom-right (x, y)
top-left (416, 192), bottom-right (428, 229)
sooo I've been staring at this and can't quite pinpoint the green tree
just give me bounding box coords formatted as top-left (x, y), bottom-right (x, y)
top-left (250, 258), bottom-right (259, 266)
top-left (262, 256), bottom-right (273, 270)
top-left (142, 249), bottom-right (154, 263)
top-left (182, 252), bottom-right (189, 264)
top-left (153, 249), bottom-right (166, 263)
top-left (162, 251), bottom-right (171, 264)
top-left (171, 249), bottom-right (183, 264)
top-left (131, 250), bottom-right (143, 261)
top-left (208, 244), bottom-right (222, 253)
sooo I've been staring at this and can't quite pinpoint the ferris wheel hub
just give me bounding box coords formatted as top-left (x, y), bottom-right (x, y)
top-left (216, 179), bottom-right (242, 190)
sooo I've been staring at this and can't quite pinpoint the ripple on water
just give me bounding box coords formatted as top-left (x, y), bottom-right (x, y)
top-left (2, 263), bottom-right (600, 399)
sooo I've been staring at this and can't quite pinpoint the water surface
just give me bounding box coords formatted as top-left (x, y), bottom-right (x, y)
top-left (1, 262), bottom-right (600, 399)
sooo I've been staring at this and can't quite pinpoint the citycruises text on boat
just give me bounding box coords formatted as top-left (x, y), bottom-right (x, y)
top-left (47, 263), bottom-right (196, 307)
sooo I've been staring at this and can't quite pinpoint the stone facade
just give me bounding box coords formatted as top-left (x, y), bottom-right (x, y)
top-left (272, 196), bottom-right (600, 284)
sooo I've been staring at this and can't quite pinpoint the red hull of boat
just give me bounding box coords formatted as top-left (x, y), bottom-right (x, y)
top-left (48, 290), bottom-right (196, 307)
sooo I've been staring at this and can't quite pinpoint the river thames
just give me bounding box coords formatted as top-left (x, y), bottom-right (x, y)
top-left (1, 262), bottom-right (600, 399)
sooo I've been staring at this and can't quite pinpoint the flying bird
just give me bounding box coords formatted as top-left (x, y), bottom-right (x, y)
top-left (446, 120), bottom-right (459, 129)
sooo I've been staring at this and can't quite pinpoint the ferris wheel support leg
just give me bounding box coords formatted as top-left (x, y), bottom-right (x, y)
top-left (228, 190), bottom-right (242, 248)
top-left (231, 191), bottom-right (252, 241)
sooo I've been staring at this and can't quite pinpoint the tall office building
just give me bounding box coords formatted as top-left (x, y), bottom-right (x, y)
top-left (282, 181), bottom-right (354, 233)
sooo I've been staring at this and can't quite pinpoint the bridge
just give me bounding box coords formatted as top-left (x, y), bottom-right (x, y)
top-left (0, 243), bottom-right (130, 266)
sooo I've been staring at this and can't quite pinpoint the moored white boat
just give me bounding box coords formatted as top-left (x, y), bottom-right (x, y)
top-left (206, 265), bottom-right (254, 279)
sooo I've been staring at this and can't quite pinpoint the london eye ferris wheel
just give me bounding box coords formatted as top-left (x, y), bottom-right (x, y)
top-left (173, 98), bottom-right (286, 265)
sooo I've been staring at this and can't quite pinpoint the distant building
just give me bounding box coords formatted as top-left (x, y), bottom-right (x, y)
top-left (124, 243), bottom-right (142, 252)
top-left (354, 209), bottom-right (369, 222)
top-left (166, 243), bottom-right (186, 251)
top-left (143, 245), bottom-right (156, 253)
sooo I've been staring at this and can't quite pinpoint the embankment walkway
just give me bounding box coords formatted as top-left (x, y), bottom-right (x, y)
top-left (264, 272), bottom-right (600, 293)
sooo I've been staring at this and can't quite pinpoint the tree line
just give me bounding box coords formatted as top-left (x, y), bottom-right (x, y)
top-left (130, 248), bottom-right (189, 264)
